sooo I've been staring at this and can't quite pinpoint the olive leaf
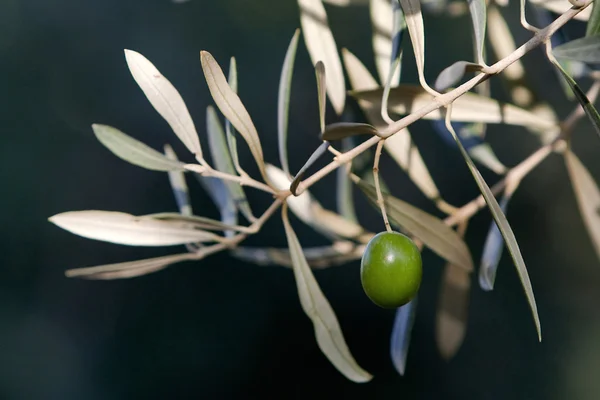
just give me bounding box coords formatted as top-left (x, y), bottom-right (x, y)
top-left (145, 212), bottom-right (243, 232)
top-left (164, 144), bottom-right (193, 215)
top-left (290, 141), bottom-right (331, 195)
top-left (553, 34), bottom-right (600, 63)
top-left (321, 122), bottom-right (379, 141)
top-left (298, 0), bottom-right (346, 115)
top-left (342, 49), bottom-right (442, 201)
top-left (468, 0), bottom-right (487, 66)
top-left (206, 106), bottom-right (255, 221)
top-left (350, 85), bottom-right (558, 131)
top-left (587, 0), bottom-right (600, 36)
top-left (434, 61), bottom-right (483, 92)
top-left (353, 175), bottom-right (474, 272)
top-left (49, 211), bottom-right (225, 246)
top-left (200, 51), bottom-right (269, 182)
top-left (92, 124), bottom-right (185, 172)
top-left (479, 192), bottom-right (512, 290)
top-left (441, 109), bottom-right (541, 341)
top-left (398, 0), bottom-right (430, 90)
top-left (370, 0), bottom-right (403, 86)
top-left (551, 60), bottom-right (600, 139)
top-left (564, 150), bottom-right (600, 260)
top-left (225, 57), bottom-right (242, 174)
top-left (281, 204), bottom-right (373, 383)
top-left (196, 175), bottom-right (238, 238)
top-left (390, 298), bottom-right (418, 376)
top-left (124, 50), bottom-right (202, 157)
top-left (278, 29), bottom-right (301, 176)
top-left (322, 0), bottom-right (369, 6)
top-left (65, 252), bottom-right (197, 280)
top-left (436, 263), bottom-right (471, 360)
top-left (315, 61), bottom-right (327, 132)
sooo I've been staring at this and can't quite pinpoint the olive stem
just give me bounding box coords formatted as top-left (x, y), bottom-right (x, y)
top-left (373, 139), bottom-right (392, 233)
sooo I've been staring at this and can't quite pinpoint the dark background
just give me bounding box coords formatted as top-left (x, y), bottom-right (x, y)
top-left (1, 0), bottom-right (599, 399)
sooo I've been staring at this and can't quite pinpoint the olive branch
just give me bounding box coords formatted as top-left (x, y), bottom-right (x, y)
top-left (49, 0), bottom-right (600, 382)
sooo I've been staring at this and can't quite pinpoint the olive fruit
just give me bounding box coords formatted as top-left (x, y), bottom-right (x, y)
top-left (360, 231), bottom-right (422, 308)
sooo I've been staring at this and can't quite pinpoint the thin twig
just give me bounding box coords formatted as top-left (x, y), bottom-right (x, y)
top-left (184, 164), bottom-right (275, 194)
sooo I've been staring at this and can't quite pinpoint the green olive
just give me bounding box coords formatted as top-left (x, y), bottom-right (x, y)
top-left (360, 231), bottom-right (422, 308)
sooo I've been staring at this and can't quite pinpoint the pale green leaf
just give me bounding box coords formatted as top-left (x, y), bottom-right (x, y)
top-left (206, 106), bottom-right (254, 221)
top-left (49, 211), bottom-right (224, 246)
top-left (124, 50), bottom-right (202, 157)
top-left (370, 0), bottom-right (403, 86)
top-left (390, 299), bottom-right (417, 376)
top-left (144, 212), bottom-right (242, 232)
top-left (92, 124), bottom-right (185, 172)
top-left (353, 175), bottom-right (474, 272)
top-left (164, 144), bottom-right (193, 215)
top-left (398, 0), bottom-right (428, 89)
top-left (290, 141), bottom-right (330, 195)
top-left (436, 263), bottom-right (470, 359)
top-left (282, 204), bottom-right (372, 382)
top-left (337, 138), bottom-right (358, 223)
top-left (565, 150), bottom-right (600, 260)
top-left (553, 34), bottom-right (600, 63)
top-left (552, 61), bottom-right (600, 139)
top-left (65, 253), bottom-right (195, 280)
top-left (468, 0), bottom-right (487, 65)
top-left (321, 122), bottom-right (379, 141)
top-left (434, 61), bottom-right (483, 92)
top-left (323, 0), bottom-right (369, 5)
top-left (278, 29), bottom-right (301, 176)
top-left (200, 51), bottom-right (268, 181)
top-left (298, 0), bottom-right (346, 115)
top-left (442, 111), bottom-right (541, 341)
top-left (587, 0), bottom-right (600, 36)
top-left (315, 61), bottom-right (327, 132)
top-left (226, 57), bottom-right (241, 173)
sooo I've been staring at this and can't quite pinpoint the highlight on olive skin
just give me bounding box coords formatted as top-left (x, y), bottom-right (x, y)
top-left (360, 231), bottom-right (423, 309)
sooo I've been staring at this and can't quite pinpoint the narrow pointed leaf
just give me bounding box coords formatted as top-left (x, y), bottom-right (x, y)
top-left (468, 143), bottom-right (507, 174)
top-left (321, 122), bottom-right (379, 141)
top-left (196, 175), bottom-right (238, 237)
top-left (65, 253), bottom-right (195, 280)
top-left (323, 0), bottom-right (369, 5)
top-left (93, 124), bottom-right (185, 172)
top-left (479, 193), bottom-right (511, 290)
top-left (290, 141), bottom-right (330, 195)
top-left (206, 106), bottom-right (254, 221)
top-left (351, 85), bottom-right (558, 131)
top-left (225, 57), bottom-right (242, 173)
top-left (565, 150), bottom-right (600, 260)
top-left (342, 49), bottom-right (442, 201)
top-left (49, 211), bottom-right (224, 246)
top-left (552, 61), bottom-right (600, 139)
top-left (278, 29), bottom-right (301, 176)
top-left (390, 298), bottom-right (418, 376)
top-left (434, 61), bottom-right (483, 92)
top-left (164, 144), bottom-right (193, 215)
top-left (124, 50), bottom-right (202, 157)
top-left (398, 0), bottom-right (428, 88)
top-left (370, 0), bottom-right (403, 86)
top-left (468, 0), bottom-right (487, 65)
top-left (553, 34), bottom-right (600, 63)
top-left (298, 0), bottom-right (346, 115)
top-left (200, 51), bottom-right (268, 181)
top-left (587, 0), bottom-right (600, 36)
top-left (145, 212), bottom-right (242, 232)
top-left (282, 204), bottom-right (372, 382)
top-left (315, 61), bottom-right (327, 132)
top-left (436, 263), bottom-right (470, 359)
top-left (443, 112), bottom-right (541, 341)
top-left (353, 175), bottom-right (474, 272)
